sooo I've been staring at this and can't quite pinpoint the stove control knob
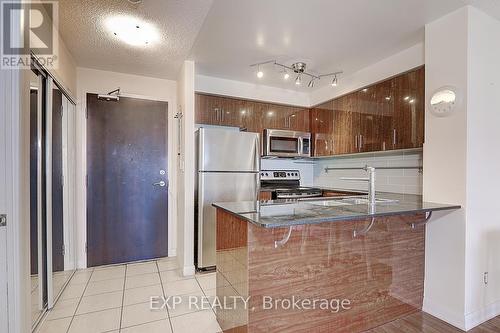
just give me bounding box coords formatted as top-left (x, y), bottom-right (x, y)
top-left (287, 173), bottom-right (290, 176)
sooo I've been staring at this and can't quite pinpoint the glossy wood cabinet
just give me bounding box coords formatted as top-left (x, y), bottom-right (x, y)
top-left (259, 191), bottom-right (272, 200)
top-left (195, 93), bottom-right (309, 134)
top-left (311, 66), bottom-right (425, 156)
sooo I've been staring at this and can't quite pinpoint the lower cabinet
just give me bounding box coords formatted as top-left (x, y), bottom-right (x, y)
top-left (259, 191), bottom-right (272, 200)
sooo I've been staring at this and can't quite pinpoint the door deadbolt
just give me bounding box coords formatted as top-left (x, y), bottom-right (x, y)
top-left (160, 170), bottom-right (166, 175)
top-left (0, 214), bottom-right (6, 227)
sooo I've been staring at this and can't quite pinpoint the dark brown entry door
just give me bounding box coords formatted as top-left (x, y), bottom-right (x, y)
top-left (87, 94), bottom-right (168, 267)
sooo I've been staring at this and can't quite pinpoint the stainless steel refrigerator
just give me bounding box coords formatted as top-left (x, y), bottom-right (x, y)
top-left (195, 127), bottom-right (260, 270)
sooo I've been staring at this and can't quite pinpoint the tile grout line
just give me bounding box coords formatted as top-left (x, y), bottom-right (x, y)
top-left (194, 274), bottom-right (219, 317)
top-left (65, 268), bottom-right (95, 333)
top-left (118, 264), bottom-right (127, 331)
top-left (156, 260), bottom-right (174, 333)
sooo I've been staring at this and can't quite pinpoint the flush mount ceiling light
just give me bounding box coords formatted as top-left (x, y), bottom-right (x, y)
top-left (106, 15), bottom-right (159, 46)
top-left (250, 60), bottom-right (342, 88)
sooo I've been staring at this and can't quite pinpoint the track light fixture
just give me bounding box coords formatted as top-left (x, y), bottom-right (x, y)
top-left (250, 60), bottom-right (342, 88)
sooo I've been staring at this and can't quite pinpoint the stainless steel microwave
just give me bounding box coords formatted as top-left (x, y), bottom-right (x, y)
top-left (263, 129), bottom-right (311, 158)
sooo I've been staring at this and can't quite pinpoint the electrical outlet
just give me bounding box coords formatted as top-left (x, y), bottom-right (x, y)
top-left (484, 272), bottom-right (489, 285)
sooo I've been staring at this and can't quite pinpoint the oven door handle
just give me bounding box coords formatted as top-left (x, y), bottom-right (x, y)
top-left (277, 193), bottom-right (321, 199)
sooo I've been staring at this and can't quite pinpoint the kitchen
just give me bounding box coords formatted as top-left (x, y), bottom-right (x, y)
top-left (194, 67), bottom-right (460, 332)
top-left (1, 1), bottom-right (500, 333)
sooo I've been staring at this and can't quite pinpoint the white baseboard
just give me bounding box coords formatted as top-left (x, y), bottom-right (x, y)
top-left (465, 299), bottom-right (500, 331)
top-left (182, 265), bottom-right (196, 277)
top-left (422, 298), bottom-right (466, 330)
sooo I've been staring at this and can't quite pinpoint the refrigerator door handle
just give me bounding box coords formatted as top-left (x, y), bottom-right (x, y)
top-left (197, 170), bottom-right (205, 267)
top-left (254, 136), bottom-right (261, 205)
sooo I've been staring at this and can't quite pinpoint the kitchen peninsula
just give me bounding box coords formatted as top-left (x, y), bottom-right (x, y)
top-left (212, 195), bottom-right (460, 333)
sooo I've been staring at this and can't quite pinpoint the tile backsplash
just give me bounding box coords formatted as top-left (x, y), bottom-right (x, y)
top-left (313, 150), bottom-right (423, 195)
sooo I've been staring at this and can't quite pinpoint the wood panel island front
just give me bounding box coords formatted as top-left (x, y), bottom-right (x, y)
top-left (212, 195), bottom-right (460, 333)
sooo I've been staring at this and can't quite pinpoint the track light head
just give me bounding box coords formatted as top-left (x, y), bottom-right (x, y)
top-left (255, 64), bottom-right (264, 78)
top-left (308, 79), bottom-right (315, 88)
top-left (331, 75), bottom-right (338, 87)
top-left (295, 75), bottom-right (301, 85)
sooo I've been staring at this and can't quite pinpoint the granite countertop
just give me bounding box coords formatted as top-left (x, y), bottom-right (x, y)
top-left (212, 193), bottom-right (461, 228)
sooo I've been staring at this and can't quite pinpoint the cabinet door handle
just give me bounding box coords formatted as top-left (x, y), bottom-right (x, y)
top-left (359, 135), bottom-right (363, 150)
top-left (393, 129), bottom-right (397, 145)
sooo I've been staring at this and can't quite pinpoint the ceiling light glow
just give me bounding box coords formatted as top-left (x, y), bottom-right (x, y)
top-left (106, 15), bottom-right (159, 46)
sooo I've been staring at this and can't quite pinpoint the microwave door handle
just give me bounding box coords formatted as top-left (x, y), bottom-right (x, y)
top-left (266, 135), bottom-right (271, 156)
top-left (298, 137), bottom-right (303, 155)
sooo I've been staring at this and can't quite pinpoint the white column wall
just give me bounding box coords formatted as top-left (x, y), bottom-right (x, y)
top-left (465, 7), bottom-right (500, 328)
top-left (423, 7), bottom-right (468, 329)
top-left (176, 61), bottom-right (196, 276)
top-left (424, 6), bottom-right (500, 330)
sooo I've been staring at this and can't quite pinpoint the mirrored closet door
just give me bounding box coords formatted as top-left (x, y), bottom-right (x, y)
top-left (29, 64), bottom-right (47, 327)
top-left (29, 58), bottom-right (77, 329)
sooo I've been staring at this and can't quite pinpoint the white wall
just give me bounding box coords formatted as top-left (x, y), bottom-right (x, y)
top-left (314, 151), bottom-right (423, 194)
top-left (465, 7), bottom-right (500, 328)
top-left (75, 67), bottom-right (178, 268)
top-left (176, 61), bottom-right (196, 276)
top-left (423, 7), bottom-right (468, 329)
top-left (0, 51), bottom-right (31, 333)
top-left (195, 74), bottom-right (310, 107)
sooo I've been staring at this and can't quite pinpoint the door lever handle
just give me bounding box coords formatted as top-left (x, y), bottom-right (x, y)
top-left (153, 181), bottom-right (166, 187)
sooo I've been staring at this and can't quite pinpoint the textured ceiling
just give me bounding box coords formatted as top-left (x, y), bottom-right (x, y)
top-left (58, 0), bottom-right (213, 79)
top-left (58, 0), bottom-right (499, 86)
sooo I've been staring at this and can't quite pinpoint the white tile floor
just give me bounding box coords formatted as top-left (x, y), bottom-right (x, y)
top-left (35, 257), bottom-right (221, 333)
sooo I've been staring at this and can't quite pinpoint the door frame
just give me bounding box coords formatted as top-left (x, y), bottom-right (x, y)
top-left (76, 91), bottom-right (177, 269)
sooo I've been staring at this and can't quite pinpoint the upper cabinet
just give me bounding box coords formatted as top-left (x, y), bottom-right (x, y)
top-left (196, 67), bottom-right (424, 158)
top-left (195, 93), bottom-right (310, 134)
top-left (311, 66), bottom-right (425, 157)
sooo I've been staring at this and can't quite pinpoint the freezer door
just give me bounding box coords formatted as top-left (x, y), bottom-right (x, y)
top-left (198, 128), bottom-right (260, 172)
top-left (197, 172), bottom-right (258, 268)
